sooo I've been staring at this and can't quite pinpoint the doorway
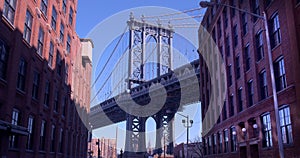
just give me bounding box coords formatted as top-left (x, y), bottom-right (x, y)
top-left (250, 144), bottom-right (259, 158)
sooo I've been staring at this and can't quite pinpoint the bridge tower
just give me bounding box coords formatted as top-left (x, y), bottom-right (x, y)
top-left (124, 13), bottom-right (175, 157)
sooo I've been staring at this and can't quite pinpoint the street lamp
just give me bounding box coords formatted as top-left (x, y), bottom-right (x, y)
top-left (177, 113), bottom-right (193, 158)
top-left (199, 1), bottom-right (284, 158)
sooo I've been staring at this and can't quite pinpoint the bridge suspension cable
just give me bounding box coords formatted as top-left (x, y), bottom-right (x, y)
top-left (91, 25), bottom-right (129, 89)
top-left (90, 45), bottom-right (129, 104)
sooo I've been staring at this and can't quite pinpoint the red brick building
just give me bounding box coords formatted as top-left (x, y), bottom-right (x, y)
top-left (0, 0), bottom-right (93, 157)
top-left (89, 138), bottom-right (117, 158)
top-left (199, 0), bottom-right (300, 158)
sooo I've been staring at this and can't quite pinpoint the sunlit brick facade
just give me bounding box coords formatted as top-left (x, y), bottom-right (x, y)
top-left (0, 0), bottom-right (92, 157)
top-left (200, 0), bottom-right (300, 157)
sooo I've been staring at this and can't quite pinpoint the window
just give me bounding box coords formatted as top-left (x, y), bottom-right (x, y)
top-left (23, 10), bottom-right (33, 43)
top-left (225, 36), bottom-right (230, 57)
top-left (65, 64), bottom-right (68, 84)
top-left (213, 134), bottom-right (217, 154)
top-left (252, 0), bottom-right (260, 22)
top-left (66, 35), bottom-right (71, 53)
top-left (40, 0), bottom-right (48, 16)
top-left (259, 70), bottom-right (268, 100)
top-left (244, 44), bottom-right (251, 71)
top-left (48, 41), bottom-right (54, 67)
top-left (37, 27), bottom-right (44, 56)
top-left (242, 13), bottom-right (248, 35)
top-left (0, 39), bottom-right (9, 80)
top-left (62, 97), bottom-right (67, 116)
top-left (269, 13), bottom-right (281, 48)
top-left (54, 90), bottom-right (59, 112)
top-left (247, 80), bottom-right (254, 106)
top-left (3, 0), bottom-right (17, 24)
top-left (261, 113), bottom-right (273, 147)
top-left (233, 25), bottom-right (238, 47)
top-left (26, 116), bottom-right (34, 150)
top-left (229, 95), bottom-right (234, 117)
top-left (60, 23), bottom-right (64, 42)
top-left (238, 88), bottom-right (243, 112)
top-left (69, 7), bottom-right (73, 25)
top-left (59, 128), bottom-right (63, 153)
top-left (50, 125), bottom-right (56, 152)
top-left (39, 120), bottom-right (46, 150)
top-left (17, 58), bottom-right (27, 91)
top-left (235, 56), bottom-right (240, 79)
top-left (224, 129), bottom-right (229, 153)
top-left (228, 65), bottom-right (232, 86)
top-left (218, 132), bottom-right (223, 153)
top-left (9, 109), bottom-right (19, 148)
top-left (274, 57), bottom-right (287, 91)
top-left (208, 136), bottom-right (211, 154)
top-left (12, 109), bottom-right (19, 125)
top-left (230, 126), bottom-right (237, 152)
top-left (62, 0), bottom-right (67, 14)
top-left (51, 6), bottom-right (57, 30)
top-left (32, 71), bottom-right (40, 99)
top-left (279, 106), bottom-right (293, 144)
top-left (43, 81), bottom-right (50, 106)
top-left (223, 8), bottom-right (228, 28)
top-left (256, 31), bottom-right (264, 61)
top-left (56, 51), bottom-right (62, 75)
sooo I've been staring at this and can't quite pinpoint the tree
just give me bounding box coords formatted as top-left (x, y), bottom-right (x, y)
top-left (190, 136), bottom-right (204, 158)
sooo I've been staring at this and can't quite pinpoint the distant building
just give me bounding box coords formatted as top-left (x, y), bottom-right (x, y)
top-left (0, 0), bottom-right (92, 157)
top-left (200, 0), bottom-right (300, 158)
top-left (174, 142), bottom-right (202, 158)
top-left (90, 138), bottom-right (117, 158)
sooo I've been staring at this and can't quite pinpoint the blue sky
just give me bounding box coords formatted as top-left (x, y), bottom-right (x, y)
top-left (75, 0), bottom-right (204, 150)
top-left (76, 0), bottom-right (201, 37)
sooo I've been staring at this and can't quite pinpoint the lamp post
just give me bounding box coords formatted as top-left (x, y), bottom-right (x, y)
top-left (199, 1), bottom-right (284, 158)
top-left (177, 113), bottom-right (193, 158)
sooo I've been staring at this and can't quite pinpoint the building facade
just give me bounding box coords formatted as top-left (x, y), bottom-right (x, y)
top-left (199, 0), bottom-right (300, 158)
top-left (0, 0), bottom-right (93, 157)
top-left (89, 138), bottom-right (117, 158)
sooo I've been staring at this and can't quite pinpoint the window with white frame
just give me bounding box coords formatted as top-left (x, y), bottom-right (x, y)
top-left (17, 58), bottom-right (27, 91)
top-left (32, 71), bottom-right (40, 99)
top-left (261, 113), bottom-right (273, 147)
top-left (0, 39), bottom-right (9, 80)
top-left (269, 13), bottom-right (281, 48)
top-left (48, 41), bottom-right (54, 67)
top-left (51, 6), bottom-right (57, 30)
top-left (274, 57), bottom-right (287, 92)
top-left (3, 0), bottom-right (17, 24)
top-left (279, 105), bottom-right (293, 144)
top-left (40, 0), bottom-right (48, 16)
top-left (26, 116), bottom-right (34, 150)
top-left (23, 10), bottom-right (33, 43)
top-left (37, 27), bottom-right (44, 56)
top-left (39, 120), bottom-right (46, 150)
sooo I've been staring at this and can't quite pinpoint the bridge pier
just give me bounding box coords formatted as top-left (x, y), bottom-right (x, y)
top-left (124, 114), bottom-right (147, 158)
